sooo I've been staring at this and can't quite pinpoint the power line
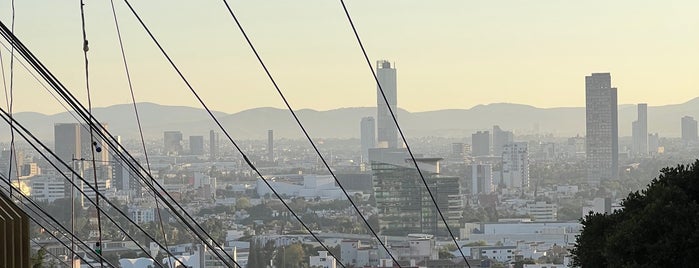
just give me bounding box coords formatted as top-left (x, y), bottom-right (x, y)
top-left (118, 1), bottom-right (344, 267)
top-left (77, 2), bottom-right (105, 266)
top-left (4, 0), bottom-right (18, 200)
top-left (107, 1), bottom-right (174, 267)
top-left (0, 19), bottom-right (241, 267)
top-left (0, 39), bottom-right (179, 262)
top-left (0, 182), bottom-right (109, 268)
top-left (0, 41), bottom-right (186, 250)
top-left (0, 42), bottom-right (190, 264)
top-left (0, 107), bottom-right (182, 268)
top-left (338, 1), bottom-right (471, 267)
top-left (219, 1), bottom-right (400, 266)
top-left (0, 41), bottom-right (80, 121)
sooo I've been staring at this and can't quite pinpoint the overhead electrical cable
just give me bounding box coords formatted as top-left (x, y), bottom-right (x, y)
top-left (5, 0), bottom-right (18, 198)
top-left (0, 41), bottom-right (80, 121)
top-left (0, 19), bottom-right (241, 268)
top-left (0, 42), bottom-right (194, 256)
top-left (107, 1), bottom-right (175, 267)
top-left (117, 2), bottom-right (344, 267)
top-left (338, 1), bottom-right (471, 267)
top-left (77, 2), bottom-right (105, 265)
top-left (0, 181), bottom-right (111, 268)
top-left (0, 107), bottom-right (183, 268)
top-left (219, 1), bottom-right (400, 266)
top-left (0, 42), bottom-right (187, 231)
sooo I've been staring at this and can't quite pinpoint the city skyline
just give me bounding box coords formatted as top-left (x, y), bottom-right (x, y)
top-left (3, 1), bottom-right (699, 267)
top-left (0, 1), bottom-right (697, 115)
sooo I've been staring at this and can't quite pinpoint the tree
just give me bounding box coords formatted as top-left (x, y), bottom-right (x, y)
top-left (236, 197), bottom-right (252, 210)
top-left (274, 243), bottom-right (307, 268)
top-left (31, 247), bottom-right (47, 268)
top-left (572, 160), bottom-right (699, 267)
top-left (248, 240), bottom-right (275, 268)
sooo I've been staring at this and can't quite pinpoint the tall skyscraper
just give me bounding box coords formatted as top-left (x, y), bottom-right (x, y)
top-left (631, 103), bottom-right (648, 156)
top-left (55, 123), bottom-right (112, 198)
top-left (471, 131), bottom-right (490, 157)
top-left (267, 129), bottom-right (274, 161)
top-left (502, 142), bottom-right (529, 189)
top-left (376, 60), bottom-right (399, 149)
top-left (369, 148), bottom-right (462, 236)
top-left (681, 116), bottom-right (698, 143)
top-left (54, 123), bottom-right (82, 166)
top-left (585, 73), bottom-right (618, 184)
top-left (360, 117), bottom-right (376, 162)
top-left (55, 123), bottom-right (110, 164)
top-left (189, 136), bottom-right (204, 155)
top-left (492, 125), bottom-right (514, 155)
top-left (209, 130), bottom-right (219, 161)
top-left (163, 131), bottom-right (183, 156)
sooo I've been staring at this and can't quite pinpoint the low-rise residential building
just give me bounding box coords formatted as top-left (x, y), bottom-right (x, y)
top-left (310, 251), bottom-right (337, 268)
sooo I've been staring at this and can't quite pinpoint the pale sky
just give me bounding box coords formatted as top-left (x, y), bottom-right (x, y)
top-left (1, 1), bottom-right (697, 115)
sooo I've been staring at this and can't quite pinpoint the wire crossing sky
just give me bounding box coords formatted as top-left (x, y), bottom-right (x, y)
top-left (1, 0), bottom-right (698, 115)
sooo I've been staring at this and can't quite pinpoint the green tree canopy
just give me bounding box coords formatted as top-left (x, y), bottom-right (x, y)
top-left (572, 160), bottom-right (699, 267)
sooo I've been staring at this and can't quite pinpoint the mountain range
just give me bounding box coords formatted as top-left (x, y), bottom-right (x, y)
top-left (2, 97), bottom-right (698, 142)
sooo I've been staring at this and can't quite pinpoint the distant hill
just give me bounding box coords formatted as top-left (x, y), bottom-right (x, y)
top-left (1, 98), bottom-right (698, 142)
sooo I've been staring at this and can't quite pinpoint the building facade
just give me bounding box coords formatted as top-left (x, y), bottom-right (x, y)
top-left (492, 125), bottom-right (514, 156)
top-left (682, 116), bottom-right (698, 143)
top-left (376, 60), bottom-right (399, 149)
top-left (585, 73), bottom-right (618, 184)
top-left (267, 129), bottom-right (274, 161)
top-left (189, 136), bottom-right (204, 155)
top-left (471, 131), bottom-right (490, 157)
top-left (360, 117), bottom-right (376, 162)
top-left (502, 142), bottom-right (529, 189)
top-left (209, 130), bottom-right (220, 161)
top-left (369, 148), bottom-right (462, 236)
top-left (631, 103), bottom-right (648, 156)
top-left (163, 131), bottom-right (183, 156)
top-left (471, 163), bottom-right (494, 195)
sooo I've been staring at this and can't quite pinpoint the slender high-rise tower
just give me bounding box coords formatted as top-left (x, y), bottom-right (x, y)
top-left (267, 130), bottom-right (274, 161)
top-left (631, 103), bottom-right (648, 156)
top-left (585, 73), bottom-right (618, 185)
top-left (360, 117), bottom-right (376, 162)
top-left (376, 60), bottom-right (399, 149)
top-left (209, 130), bottom-right (219, 161)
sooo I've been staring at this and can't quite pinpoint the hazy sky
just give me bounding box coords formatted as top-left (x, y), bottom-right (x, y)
top-left (1, 1), bottom-right (697, 115)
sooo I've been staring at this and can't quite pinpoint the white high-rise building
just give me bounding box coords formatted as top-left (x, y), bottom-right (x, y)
top-left (360, 117), bottom-right (376, 162)
top-left (376, 60), bottom-right (399, 149)
top-left (502, 142), bottom-right (529, 189)
top-left (492, 125), bottom-right (514, 156)
top-left (631, 103), bottom-right (648, 156)
top-left (472, 163), bottom-right (494, 195)
top-left (585, 73), bottom-right (618, 185)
